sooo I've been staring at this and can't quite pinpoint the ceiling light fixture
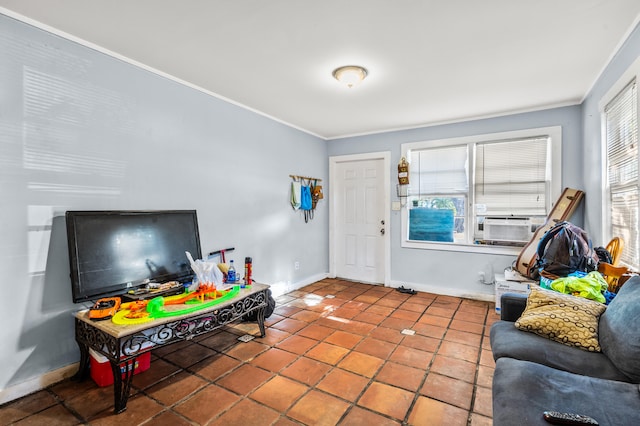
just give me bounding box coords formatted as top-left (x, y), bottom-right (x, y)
top-left (332, 65), bottom-right (368, 88)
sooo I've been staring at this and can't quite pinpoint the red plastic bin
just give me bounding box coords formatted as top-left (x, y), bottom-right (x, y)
top-left (89, 349), bottom-right (151, 387)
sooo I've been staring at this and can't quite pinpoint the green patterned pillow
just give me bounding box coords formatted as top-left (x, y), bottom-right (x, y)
top-left (515, 286), bottom-right (607, 352)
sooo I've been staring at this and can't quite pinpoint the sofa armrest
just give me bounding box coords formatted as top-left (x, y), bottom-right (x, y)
top-left (500, 293), bottom-right (528, 322)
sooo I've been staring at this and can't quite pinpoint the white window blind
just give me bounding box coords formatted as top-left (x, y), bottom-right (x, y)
top-left (605, 79), bottom-right (639, 269)
top-left (409, 145), bottom-right (468, 195)
top-left (475, 137), bottom-right (549, 216)
top-left (401, 126), bottom-right (560, 251)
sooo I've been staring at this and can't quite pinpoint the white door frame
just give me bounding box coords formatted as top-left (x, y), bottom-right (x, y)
top-left (329, 151), bottom-right (391, 286)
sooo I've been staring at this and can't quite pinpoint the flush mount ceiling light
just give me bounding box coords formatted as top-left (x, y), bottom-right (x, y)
top-left (332, 65), bottom-right (368, 88)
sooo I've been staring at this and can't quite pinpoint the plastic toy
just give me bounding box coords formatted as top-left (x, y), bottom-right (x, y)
top-left (89, 297), bottom-right (121, 321)
top-left (112, 284), bottom-right (241, 325)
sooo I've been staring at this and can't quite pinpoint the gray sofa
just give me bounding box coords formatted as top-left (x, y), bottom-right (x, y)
top-left (490, 276), bottom-right (640, 425)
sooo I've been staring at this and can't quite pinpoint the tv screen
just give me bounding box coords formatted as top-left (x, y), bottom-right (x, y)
top-left (66, 210), bottom-right (202, 303)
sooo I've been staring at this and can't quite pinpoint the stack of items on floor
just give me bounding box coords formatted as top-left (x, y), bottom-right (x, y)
top-left (502, 221), bottom-right (631, 309)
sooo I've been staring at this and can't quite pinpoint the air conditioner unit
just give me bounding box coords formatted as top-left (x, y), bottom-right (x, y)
top-left (483, 217), bottom-right (533, 243)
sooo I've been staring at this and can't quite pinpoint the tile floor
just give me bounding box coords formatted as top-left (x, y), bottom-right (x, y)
top-left (0, 278), bottom-right (499, 425)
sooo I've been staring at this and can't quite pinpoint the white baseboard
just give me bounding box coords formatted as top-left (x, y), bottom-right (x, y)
top-left (388, 280), bottom-right (495, 303)
top-left (0, 363), bottom-right (78, 406)
top-left (291, 274), bottom-right (495, 302)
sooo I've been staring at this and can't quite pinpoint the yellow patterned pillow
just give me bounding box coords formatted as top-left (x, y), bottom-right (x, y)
top-left (515, 286), bottom-right (607, 352)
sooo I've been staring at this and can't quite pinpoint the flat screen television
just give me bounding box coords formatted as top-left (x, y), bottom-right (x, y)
top-left (66, 210), bottom-right (202, 303)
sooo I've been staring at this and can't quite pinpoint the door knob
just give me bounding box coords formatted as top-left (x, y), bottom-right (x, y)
top-left (381, 220), bottom-right (385, 225)
top-left (380, 228), bottom-right (385, 235)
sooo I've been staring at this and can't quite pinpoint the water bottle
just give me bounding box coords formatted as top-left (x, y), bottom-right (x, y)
top-left (227, 260), bottom-right (237, 283)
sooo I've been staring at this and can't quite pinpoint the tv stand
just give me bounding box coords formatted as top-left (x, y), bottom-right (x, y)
top-left (73, 283), bottom-right (270, 414)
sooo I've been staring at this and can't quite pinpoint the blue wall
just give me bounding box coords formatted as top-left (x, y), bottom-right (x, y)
top-left (0, 14), bottom-right (328, 395)
top-left (328, 105), bottom-right (583, 299)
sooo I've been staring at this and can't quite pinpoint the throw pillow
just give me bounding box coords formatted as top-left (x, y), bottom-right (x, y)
top-left (515, 286), bottom-right (607, 352)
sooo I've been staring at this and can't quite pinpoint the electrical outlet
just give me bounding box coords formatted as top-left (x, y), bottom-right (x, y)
top-left (294, 261), bottom-right (300, 270)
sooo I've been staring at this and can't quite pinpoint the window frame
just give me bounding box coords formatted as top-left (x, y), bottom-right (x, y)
top-left (400, 126), bottom-right (562, 255)
top-left (599, 56), bottom-right (640, 270)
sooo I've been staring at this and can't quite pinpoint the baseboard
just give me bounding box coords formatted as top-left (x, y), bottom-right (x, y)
top-left (307, 275), bottom-right (495, 302)
top-left (280, 274), bottom-right (495, 302)
top-left (388, 280), bottom-right (495, 303)
top-left (0, 363), bottom-right (78, 406)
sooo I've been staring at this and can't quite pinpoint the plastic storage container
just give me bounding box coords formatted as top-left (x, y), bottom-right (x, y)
top-left (89, 349), bottom-right (151, 387)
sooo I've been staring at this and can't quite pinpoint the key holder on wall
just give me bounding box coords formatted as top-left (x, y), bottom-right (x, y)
top-left (290, 175), bottom-right (323, 222)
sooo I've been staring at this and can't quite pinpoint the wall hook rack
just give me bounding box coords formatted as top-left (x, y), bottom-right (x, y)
top-left (289, 174), bottom-right (322, 182)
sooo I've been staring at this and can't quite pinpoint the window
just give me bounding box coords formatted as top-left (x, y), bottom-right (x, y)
top-left (401, 127), bottom-right (561, 254)
top-left (603, 79), bottom-right (639, 270)
top-left (408, 145), bottom-right (468, 243)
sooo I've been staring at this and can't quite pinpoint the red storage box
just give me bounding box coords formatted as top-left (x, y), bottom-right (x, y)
top-left (89, 349), bottom-right (151, 387)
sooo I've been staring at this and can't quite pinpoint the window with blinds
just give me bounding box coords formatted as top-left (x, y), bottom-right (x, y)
top-left (402, 127), bottom-right (560, 249)
top-left (410, 145), bottom-right (469, 195)
top-left (408, 145), bottom-right (468, 243)
top-left (604, 79), bottom-right (639, 269)
top-left (475, 137), bottom-right (549, 217)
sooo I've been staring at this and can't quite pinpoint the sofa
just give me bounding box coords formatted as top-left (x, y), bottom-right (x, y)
top-left (490, 275), bottom-right (640, 425)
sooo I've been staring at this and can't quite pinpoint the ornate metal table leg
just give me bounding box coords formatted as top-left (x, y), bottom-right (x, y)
top-left (111, 357), bottom-right (136, 413)
top-left (256, 306), bottom-right (266, 337)
top-left (72, 341), bottom-right (90, 381)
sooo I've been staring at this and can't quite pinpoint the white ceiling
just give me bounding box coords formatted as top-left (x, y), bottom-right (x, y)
top-left (2, 1), bottom-right (640, 139)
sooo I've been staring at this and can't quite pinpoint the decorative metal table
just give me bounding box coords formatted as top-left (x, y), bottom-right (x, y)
top-left (73, 283), bottom-right (269, 413)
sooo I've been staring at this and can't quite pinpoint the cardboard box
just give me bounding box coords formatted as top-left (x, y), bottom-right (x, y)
top-left (494, 273), bottom-right (533, 313)
top-left (89, 349), bottom-right (151, 387)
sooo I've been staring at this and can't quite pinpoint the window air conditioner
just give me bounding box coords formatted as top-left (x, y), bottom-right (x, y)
top-left (483, 217), bottom-right (533, 243)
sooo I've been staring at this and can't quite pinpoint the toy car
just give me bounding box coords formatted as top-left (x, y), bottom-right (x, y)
top-left (89, 297), bottom-right (121, 321)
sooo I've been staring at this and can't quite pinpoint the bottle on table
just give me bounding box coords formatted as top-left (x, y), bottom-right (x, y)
top-left (243, 257), bottom-right (252, 288)
top-left (227, 260), bottom-right (237, 283)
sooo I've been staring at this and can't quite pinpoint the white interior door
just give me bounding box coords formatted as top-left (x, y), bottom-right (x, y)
top-left (331, 154), bottom-right (389, 284)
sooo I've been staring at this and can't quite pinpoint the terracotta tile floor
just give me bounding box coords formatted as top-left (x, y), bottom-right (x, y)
top-left (0, 279), bottom-right (498, 425)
